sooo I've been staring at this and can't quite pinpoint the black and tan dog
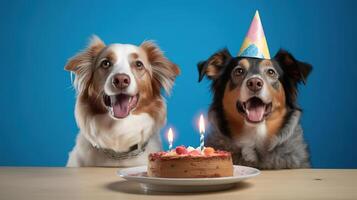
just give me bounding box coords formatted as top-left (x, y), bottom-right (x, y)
top-left (197, 49), bottom-right (312, 169)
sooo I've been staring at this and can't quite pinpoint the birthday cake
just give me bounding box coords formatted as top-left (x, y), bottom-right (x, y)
top-left (147, 146), bottom-right (233, 178)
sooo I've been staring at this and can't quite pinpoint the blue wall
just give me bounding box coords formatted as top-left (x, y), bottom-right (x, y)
top-left (0, 0), bottom-right (356, 168)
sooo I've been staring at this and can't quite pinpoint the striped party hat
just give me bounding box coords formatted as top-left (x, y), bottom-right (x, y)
top-left (238, 11), bottom-right (271, 59)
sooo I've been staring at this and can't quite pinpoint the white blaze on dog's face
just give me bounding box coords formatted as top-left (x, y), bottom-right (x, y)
top-left (98, 44), bottom-right (147, 119)
top-left (102, 45), bottom-right (140, 96)
top-left (233, 59), bottom-right (281, 124)
top-left (65, 35), bottom-right (180, 121)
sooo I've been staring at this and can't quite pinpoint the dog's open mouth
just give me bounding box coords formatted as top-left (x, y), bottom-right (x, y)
top-left (103, 94), bottom-right (139, 119)
top-left (237, 97), bottom-right (272, 123)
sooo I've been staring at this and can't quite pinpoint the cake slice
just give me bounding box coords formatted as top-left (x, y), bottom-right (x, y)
top-left (147, 146), bottom-right (233, 178)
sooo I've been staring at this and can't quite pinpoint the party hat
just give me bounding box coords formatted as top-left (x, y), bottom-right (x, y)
top-left (238, 11), bottom-right (271, 59)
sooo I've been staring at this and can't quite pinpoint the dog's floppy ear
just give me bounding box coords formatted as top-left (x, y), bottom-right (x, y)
top-left (274, 49), bottom-right (312, 110)
top-left (197, 48), bottom-right (232, 82)
top-left (140, 41), bottom-right (180, 95)
top-left (64, 35), bottom-right (105, 94)
top-left (64, 35), bottom-right (106, 74)
top-left (274, 49), bottom-right (312, 85)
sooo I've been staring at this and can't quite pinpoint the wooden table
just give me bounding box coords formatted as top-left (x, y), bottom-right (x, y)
top-left (0, 167), bottom-right (356, 200)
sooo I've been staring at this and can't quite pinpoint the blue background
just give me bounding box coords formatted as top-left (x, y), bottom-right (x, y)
top-left (0, 0), bottom-right (356, 168)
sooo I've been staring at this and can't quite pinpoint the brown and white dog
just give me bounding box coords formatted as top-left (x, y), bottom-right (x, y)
top-left (198, 49), bottom-right (312, 169)
top-left (65, 36), bottom-right (180, 167)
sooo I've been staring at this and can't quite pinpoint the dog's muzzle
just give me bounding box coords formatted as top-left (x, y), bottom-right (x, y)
top-left (237, 97), bottom-right (272, 123)
top-left (103, 93), bottom-right (139, 119)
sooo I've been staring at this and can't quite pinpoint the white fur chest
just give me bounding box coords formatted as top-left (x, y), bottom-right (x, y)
top-left (83, 113), bottom-right (157, 152)
top-left (235, 123), bottom-right (267, 147)
top-left (234, 122), bottom-right (268, 163)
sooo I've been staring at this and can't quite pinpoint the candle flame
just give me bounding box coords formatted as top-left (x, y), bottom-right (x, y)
top-left (199, 114), bottom-right (205, 134)
top-left (167, 128), bottom-right (174, 143)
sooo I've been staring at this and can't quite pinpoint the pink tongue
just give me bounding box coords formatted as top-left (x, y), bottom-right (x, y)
top-left (113, 95), bottom-right (131, 118)
top-left (246, 101), bottom-right (265, 122)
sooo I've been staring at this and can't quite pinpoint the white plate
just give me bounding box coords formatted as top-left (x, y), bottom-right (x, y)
top-left (118, 165), bottom-right (260, 192)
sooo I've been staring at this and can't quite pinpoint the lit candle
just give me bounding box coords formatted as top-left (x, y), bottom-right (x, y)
top-left (199, 114), bottom-right (205, 151)
top-left (167, 128), bottom-right (174, 151)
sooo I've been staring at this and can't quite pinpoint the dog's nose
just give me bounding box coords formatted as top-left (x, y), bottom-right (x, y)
top-left (246, 77), bottom-right (264, 92)
top-left (112, 73), bottom-right (130, 89)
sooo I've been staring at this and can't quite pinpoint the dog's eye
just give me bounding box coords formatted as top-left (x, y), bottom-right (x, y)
top-left (267, 69), bottom-right (276, 77)
top-left (135, 61), bottom-right (144, 70)
top-left (101, 60), bottom-right (112, 69)
top-left (234, 67), bottom-right (245, 76)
